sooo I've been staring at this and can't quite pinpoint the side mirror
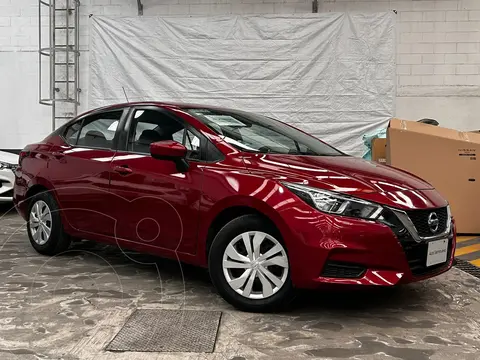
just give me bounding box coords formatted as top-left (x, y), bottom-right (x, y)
top-left (150, 140), bottom-right (189, 172)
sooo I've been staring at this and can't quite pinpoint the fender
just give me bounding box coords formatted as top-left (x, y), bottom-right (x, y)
top-left (196, 182), bottom-right (298, 266)
top-left (16, 173), bottom-right (75, 234)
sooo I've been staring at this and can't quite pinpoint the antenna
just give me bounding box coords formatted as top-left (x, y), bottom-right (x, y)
top-left (122, 87), bottom-right (130, 103)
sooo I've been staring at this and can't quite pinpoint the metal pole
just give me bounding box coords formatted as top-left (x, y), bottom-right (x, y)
top-left (52, 0), bottom-right (56, 131)
top-left (66, 0), bottom-right (70, 101)
top-left (38, 1), bottom-right (42, 105)
top-left (49, 0), bottom-right (53, 101)
top-left (75, 0), bottom-right (79, 116)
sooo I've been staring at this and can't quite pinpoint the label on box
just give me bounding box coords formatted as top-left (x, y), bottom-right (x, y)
top-left (458, 148), bottom-right (476, 160)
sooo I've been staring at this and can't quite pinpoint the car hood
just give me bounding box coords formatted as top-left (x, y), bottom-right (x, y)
top-left (243, 154), bottom-right (445, 209)
top-left (0, 151), bottom-right (19, 165)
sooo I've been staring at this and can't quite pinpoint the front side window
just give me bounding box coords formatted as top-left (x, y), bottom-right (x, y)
top-left (184, 129), bottom-right (201, 160)
top-left (175, 128), bottom-right (200, 151)
top-left (66, 110), bottom-right (123, 149)
top-left (128, 109), bottom-right (201, 160)
top-left (185, 108), bottom-right (344, 156)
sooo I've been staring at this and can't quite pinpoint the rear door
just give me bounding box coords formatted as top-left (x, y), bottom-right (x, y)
top-left (108, 106), bottom-right (205, 255)
top-left (47, 108), bottom-right (128, 237)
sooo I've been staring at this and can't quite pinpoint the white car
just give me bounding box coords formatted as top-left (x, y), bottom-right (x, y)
top-left (0, 150), bottom-right (18, 202)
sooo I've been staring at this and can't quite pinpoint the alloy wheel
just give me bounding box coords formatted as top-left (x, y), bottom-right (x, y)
top-left (222, 231), bottom-right (289, 300)
top-left (29, 200), bottom-right (52, 246)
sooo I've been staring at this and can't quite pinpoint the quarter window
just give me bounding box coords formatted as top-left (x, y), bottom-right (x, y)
top-left (63, 120), bottom-right (82, 145)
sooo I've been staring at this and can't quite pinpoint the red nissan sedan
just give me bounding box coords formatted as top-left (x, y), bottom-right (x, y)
top-left (13, 102), bottom-right (456, 312)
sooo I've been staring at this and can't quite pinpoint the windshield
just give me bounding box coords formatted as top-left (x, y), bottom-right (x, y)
top-left (185, 108), bottom-right (344, 156)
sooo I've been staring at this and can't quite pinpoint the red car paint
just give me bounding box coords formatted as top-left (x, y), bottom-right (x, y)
top-left (13, 102), bottom-right (455, 289)
top-left (150, 140), bottom-right (188, 158)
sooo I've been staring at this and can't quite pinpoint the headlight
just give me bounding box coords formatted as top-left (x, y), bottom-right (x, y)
top-left (282, 182), bottom-right (383, 220)
top-left (0, 161), bottom-right (17, 172)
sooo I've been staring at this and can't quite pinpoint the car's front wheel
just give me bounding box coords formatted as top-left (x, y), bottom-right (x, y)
top-left (27, 192), bottom-right (71, 256)
top-left (208, 214), bottom-right (294, 312)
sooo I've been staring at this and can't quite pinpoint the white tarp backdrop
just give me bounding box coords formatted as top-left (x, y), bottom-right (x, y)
top-left (90, 13), bottom-right (395, 156)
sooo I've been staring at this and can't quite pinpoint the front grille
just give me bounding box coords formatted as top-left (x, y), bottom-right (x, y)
top-left (379, 208), bottom-right (410, 239)
top-left (402, 237), bottom-right (453, 276)
top-left (321, 261), bottom-right (366, 279)
top-left (405, 207), bottom-right (448, 237)
top-left (380, 208), bottom-right (453, 277)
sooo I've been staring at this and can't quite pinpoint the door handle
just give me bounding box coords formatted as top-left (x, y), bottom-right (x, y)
top-left (52, 151), bottom-right (65, 159)
top-left (113, 165), bottom-right (133, 175)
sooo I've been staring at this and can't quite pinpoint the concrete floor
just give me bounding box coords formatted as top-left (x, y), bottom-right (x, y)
top-left (0, 204), bottom-right (480, 360)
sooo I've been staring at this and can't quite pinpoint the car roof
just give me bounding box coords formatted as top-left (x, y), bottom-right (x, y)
top-left (82, 101), bottom-right (235, 117)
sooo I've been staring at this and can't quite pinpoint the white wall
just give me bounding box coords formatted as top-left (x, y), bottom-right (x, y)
top-left (323, 0), bottom-right (480, 131)
top-left (0, 0), bottom-right (312, 149)
top-left (0, 0), bottom-right (479, 149)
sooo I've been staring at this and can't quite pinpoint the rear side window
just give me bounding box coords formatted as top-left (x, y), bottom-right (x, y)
top-left (64, 110), bottom-right (123, 149)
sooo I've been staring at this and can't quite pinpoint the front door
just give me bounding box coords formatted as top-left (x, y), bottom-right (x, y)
top-left (47, 108), bottom-right (127, 237)
top-left (108, 107), bottom-right (204, 255)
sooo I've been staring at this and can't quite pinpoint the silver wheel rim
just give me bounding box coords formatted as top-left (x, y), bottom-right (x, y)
top-left (222, 231), bottom-right (289, 300)
top-left (29, 200), bottom-right (52, 246)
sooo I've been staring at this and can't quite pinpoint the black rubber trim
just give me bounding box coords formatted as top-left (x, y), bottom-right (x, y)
top-left (320, 261), bottom-right (366, 279)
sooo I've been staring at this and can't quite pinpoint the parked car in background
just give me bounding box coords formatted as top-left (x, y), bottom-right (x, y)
top-left (13, 102), bottom-right (456, 312)
top-left (0, 150), bottom-right (18, 202)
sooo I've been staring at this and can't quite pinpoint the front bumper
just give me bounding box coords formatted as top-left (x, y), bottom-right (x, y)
top-left (312, 233), bottom-right (455, 287)
top-left (279, 202), bottom-right (456, 289)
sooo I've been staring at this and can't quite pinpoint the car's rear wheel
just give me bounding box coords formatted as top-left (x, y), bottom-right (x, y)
top-left (208, 214), bottom-right (294, 312)
top-left (27, 192), bottom-right (71, 256)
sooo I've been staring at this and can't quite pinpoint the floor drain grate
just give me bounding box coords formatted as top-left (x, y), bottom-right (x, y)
top-left (106, 309), bottom-right (222, 353)
top-left (454, 258), bottom-right (480, 279)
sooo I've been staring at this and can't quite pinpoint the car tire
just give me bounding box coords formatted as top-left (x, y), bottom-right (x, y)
top-left (208, 214), bottom-right (295, 312)
top-left (27, 192), bottom-right (71, 256)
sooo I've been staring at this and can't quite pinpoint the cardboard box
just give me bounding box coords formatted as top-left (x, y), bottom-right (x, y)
top-left (387, 118), bottom-right (480, 234)
top-left (371, 138), bottom-right (387, 164)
